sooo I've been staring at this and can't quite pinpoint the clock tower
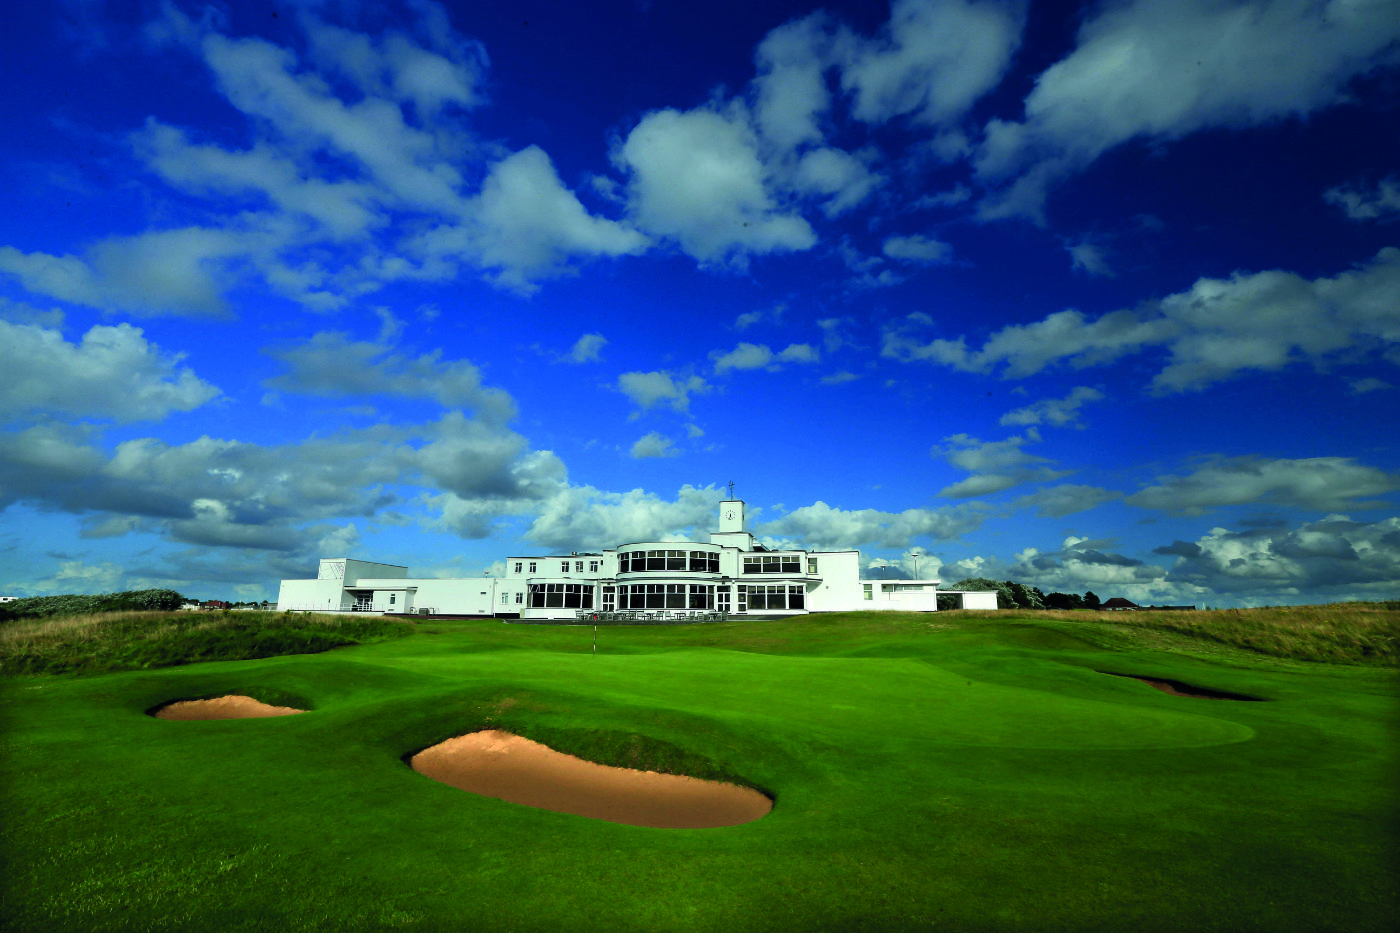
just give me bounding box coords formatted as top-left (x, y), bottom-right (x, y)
top-left (718, 498), bottom-right (744, 533)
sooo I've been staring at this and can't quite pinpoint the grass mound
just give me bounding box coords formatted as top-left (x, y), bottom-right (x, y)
top-left (0, 611), bottom-right (413, 676)
top-left (944, 603), bottom-right (1400, 666)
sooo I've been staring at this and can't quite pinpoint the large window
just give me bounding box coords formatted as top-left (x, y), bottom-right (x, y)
top-left (528, 583), bottom-right (594, 609)
top-left (717, 587), bottom-right (731, 613)
top-left (617, 583), bottom-right (710, 610)
top-left (743, 554), bottom-right (803, 574)
top-left (602, 586), bottom-right (615, 611)
top-left (745, 585), bottom-right (806, 610)
top-left (618, 549), bottom-right (716, 573)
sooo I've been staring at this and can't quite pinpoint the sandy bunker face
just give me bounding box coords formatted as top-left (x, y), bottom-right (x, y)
top-left (410, 730), bottom-right (771, 829)
top-left (151, 695), bottom-right (306, 720)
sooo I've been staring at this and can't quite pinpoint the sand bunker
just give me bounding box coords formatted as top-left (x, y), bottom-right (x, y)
top-left (151, 695), bottom-right (307, 720)
top-left (1100, 672), bottom-right (1263, 701)
top-left (410, 730), bottom-right (771, 829)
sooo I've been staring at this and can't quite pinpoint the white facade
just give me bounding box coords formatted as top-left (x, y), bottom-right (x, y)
top-left (277, 499), bottom-right (952, 620)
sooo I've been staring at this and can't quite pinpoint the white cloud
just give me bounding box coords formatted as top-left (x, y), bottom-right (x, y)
top-left (976, 0), bottom-right (1400, 220)
top-left (839, 0), bottom-right (1025, 128)
top-left (821, 371), bottom-right (862, 385)
top-left (0, 320), bottom-right (220, 423)
top-left (758, 499), bottom-right (990, 550)
top-left (1325, 176), bottom-right (1400, 221)
top-left (1349, 377), bottom-right (1391, 394)
top-left (616, 370), bottom-right (710, 414)
top-left (524, 484), bottom-right (721, 551)
top-left (999, 386), bottom-right (1104, 428)
top-left (884, 248), bottom-right (1400, 392)
top-left (1126, 457), bottom-right (1400, 515)
top-left (263, 331), bottom-right (515, 420)
top-left (614, 106), bottom-right (816, 265)
top-left (711, 342), bottom-right (821, 374)
top-left (936, 430), bottom-right (1073, 498)
top-left (752, 11), bottom-right (835, 151)
top-left (1152, 515), bottom-right (1400, 599)
top-left (629, 432), bottom-right (678, 459)
top-left (1012, 484), bottom-right (1121, 518)
top-left (791, 147), bottom-right (883, 216)
top-left (458, 146), bottom-right (649, 292)
top-left (882, 234), bottom-right (953, 264)
top-left (568, 333), bottom-right (608, 363)
top-left (1067, 240), bottom-right (1113, 277)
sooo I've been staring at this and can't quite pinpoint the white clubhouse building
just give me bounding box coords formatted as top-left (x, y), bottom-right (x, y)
top-left (278, 498), bottom-right (993, 619)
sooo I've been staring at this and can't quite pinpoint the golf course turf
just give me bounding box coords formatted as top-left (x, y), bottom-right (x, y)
top-left (2, 610), bottom-right (1396, 931)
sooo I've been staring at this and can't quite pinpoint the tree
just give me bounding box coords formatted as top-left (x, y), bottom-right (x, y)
top-left (1044, 592), bottom-right (1084, 611)
top-left (949, 578), bottom-right (1017, 609)
top-left (1084, 591), bottom-right (1102, 610)
top-left (1007, 582), bottom-right (1046, 610)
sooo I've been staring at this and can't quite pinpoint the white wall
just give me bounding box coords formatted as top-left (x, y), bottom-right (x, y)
top-left (277, 578), bottom-right (347, 612)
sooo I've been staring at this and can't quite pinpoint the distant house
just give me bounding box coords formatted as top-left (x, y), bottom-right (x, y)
top-left (201, 600), bottom-right (231, 610)
top-left (0, 596), bottom-right (18, 604)
top-left (1101, 597), bottom-right (1139, 611)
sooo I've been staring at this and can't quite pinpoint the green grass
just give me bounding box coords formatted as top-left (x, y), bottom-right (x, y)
top-left (0, 610), bottom-right (413, 676)
top-left (2, 609), bottom-right (1397, 932)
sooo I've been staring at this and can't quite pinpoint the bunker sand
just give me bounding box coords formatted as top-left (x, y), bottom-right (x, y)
top-left (410, 730), bottom-right (772, 829)
top-left (151, 695), bottom-right (306, 720)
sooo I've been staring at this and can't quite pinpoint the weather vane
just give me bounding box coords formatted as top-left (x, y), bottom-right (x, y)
top-left (727, 480), bottom-right (736, 499)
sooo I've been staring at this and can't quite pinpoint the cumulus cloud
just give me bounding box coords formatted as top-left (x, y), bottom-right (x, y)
top-left (568, 333), bottom-right (608, 363)
top-left (1152, 515), bottom-right (1400, 599)
top-left (614, 106), bottom-right (817, 265)
top-left (451, 146), bottom-right (649, 292)
top-left (711, 342), bottom-right (820, 374)
top-left (1325, 176), bottom-right (1400, 221)
top-left (1010, 537), bottom-right (1174, 602)
top-left (883, 248), bottom-right (1400, 393)
top-left (758, 499), bottom-right (990, 550)
top-left (882, 234), bottom-right (953, 264)
top-left (935, 430), bottom-right (1072, 498)
top-left (524, 484), bottom-right (722, 551)
top-left (791, 147), bottom-right (883, 216)
top-left (1126, 457), bottom-right (1400, 515)
top-left (263, 331), bottom-right (515, 420)
top-left (976, 0), bottom-right (1400, 220)
top-left (999, 386), bottom-right (1104, 428)
top-left (616, 370), bottom-right (710, 414)
top-left (0, 410), bottom-right (575, 554)
top-left (839, 0), bottom-right (1025, 128)
top-left (1012, 483), bottom-right (1120, 518)
top-left (1067, 240), bottom-right (1113, 277)
top-left (0, 320), bottom-right (220, 423)
top-left (629, 432), bottom-right (678, 459)
top-left (752, 11), bottom-right (834, 151)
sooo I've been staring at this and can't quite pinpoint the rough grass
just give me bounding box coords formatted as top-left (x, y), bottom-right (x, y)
top-left (0, 611), bottom-right (413, 676)
top-left (935, 602), bottom-right (1400, 667)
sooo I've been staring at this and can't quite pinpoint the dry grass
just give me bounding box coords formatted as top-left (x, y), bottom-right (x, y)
top-left (950, 602), bottom-right (1400, 666)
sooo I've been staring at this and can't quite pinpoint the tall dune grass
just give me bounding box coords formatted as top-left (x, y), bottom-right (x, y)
top-left (0, 611), bottom-right (413, 676)
top-left (951, 602), bottom-right (1400, 666)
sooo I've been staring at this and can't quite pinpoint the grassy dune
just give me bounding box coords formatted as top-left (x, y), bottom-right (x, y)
top-left (1, 607), bottom-right (1396, 932)
top-left (0, 610), bottom-right (412, 676)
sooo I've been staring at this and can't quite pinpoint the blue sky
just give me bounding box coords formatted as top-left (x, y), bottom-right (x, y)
top-left (3, 0), bottom-right (1399, 607)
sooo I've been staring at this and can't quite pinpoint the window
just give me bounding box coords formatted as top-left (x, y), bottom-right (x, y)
top-left (528, 583), bottom-right (595, 609)
top-left (528, 562), bottom-right (537, 573)
top-left (744, 585), bottom-right (805, 610)
top-left (737, 588), bottom-right (747, 612)
top-left (717, 588), bottom-right (731, 613)
top-left (514, 562), bottom-right (522, 574)
top-left (501, 593), bottom-right (509, 605)
top-left (808, 558), bottom-right (818, 575)
top-left (589, 561), bottom-right (599, 573)
top-left (616, 583), bottom-right (690, 610)
top-left (561, 561), bottom-right (570, 574)
top-left (618, 552), bottom-right (630, 573)
top-left (515, 592), bottom-right (523, 605)
top-left (688, 584), bottom-right (714, 609)
top-left (389, 594), bottom-right (396, 605)
top-left (602, 586), bottom-right (615, 611)
top-left (863, 583), bottom-right (873, 601)
top-left (688, 550), bottom-right (720, 572)
top-left (743, 555), bottom-right (803, 574)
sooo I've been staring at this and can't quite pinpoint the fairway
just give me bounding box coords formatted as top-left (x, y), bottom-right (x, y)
top-left (2, 613), bottom-right (1396, 932)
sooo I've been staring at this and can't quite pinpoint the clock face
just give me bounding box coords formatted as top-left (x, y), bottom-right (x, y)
top-left (726, 511), bottom-right (734, 520)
